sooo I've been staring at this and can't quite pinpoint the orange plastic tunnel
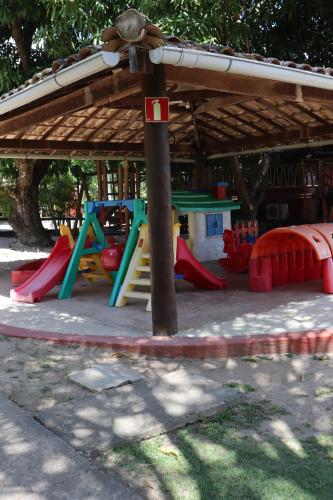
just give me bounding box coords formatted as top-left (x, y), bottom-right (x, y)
top-left (249, 223), bottom-right (333, 294)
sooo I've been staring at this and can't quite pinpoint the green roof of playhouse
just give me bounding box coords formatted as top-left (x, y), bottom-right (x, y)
top-left (172, 192), bottom-right (240, 213)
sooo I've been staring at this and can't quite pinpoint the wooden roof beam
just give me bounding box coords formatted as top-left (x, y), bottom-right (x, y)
top-left (103, 90), bottom-right (227, 109)
top-left (194, 95), bottom-right (251, 115)
top-left (165, 65), bottom-right (333, 106)
top-left (0, 138), bottom-right (198, 154)
top-left (203, 123), bottom-right (333, 154)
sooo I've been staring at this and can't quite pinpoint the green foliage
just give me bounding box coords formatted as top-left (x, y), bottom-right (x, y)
top-left (0, 189), bottom-right (15, 218)
top-left (1, 0), bottom-right (333, 224)
top-left (38, 160), bottom-right (98, 220)
top-left (39, 169), bottom-right (76, 220)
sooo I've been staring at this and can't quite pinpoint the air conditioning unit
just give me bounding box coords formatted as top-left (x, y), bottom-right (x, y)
top-left (266, 203), bottom-right (280, 220)
top-left (266, 203), bottom-right (289, 220)
top-left (279, 203), bottom-right (289, 220)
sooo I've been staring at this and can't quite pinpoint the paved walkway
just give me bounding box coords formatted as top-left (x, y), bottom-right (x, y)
top-left (0, 392), bottom-right (142, 500)
top-left (36, 368), bottom-right (239, 452)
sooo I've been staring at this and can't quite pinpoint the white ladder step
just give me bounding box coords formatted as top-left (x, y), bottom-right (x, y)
top-left (124, 291), bottom-right (151, 300)
top-left (136, 265), bottom-right (151, 272)
top-left (129, 278), bottom-right (151, 286)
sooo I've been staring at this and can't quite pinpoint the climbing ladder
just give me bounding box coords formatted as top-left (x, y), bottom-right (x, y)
top-left (115, 223), bottom-right (181, 311)
top-left (115, 224), bottom-right (152, 311)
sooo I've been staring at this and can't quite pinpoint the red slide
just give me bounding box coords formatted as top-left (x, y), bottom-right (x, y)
top-left (10, 235), bottom-right (72, 303)
top-left (175, 237), bottom-right (227, 290)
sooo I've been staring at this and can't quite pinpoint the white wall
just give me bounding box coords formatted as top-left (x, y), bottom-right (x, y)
top-left (188, 211), bottom-right (232, 262)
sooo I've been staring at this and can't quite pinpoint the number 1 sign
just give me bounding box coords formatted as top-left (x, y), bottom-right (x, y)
top-left (145, 97), bottom-right (169, 122)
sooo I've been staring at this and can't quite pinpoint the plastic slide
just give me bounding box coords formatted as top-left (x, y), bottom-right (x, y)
top-left (175, 237), bottom-right (227, 290)
top-left (11, 258), bottom-right (47, 286)
top-left (10, 235), bottom-right (72, 303)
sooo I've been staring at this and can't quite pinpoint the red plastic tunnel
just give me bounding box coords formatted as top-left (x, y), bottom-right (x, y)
top-left (249, 223), bottom-right (333, 294)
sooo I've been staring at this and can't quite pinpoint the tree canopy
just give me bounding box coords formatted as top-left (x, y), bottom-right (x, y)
top-left (1, 0), bottom-right (333, 243)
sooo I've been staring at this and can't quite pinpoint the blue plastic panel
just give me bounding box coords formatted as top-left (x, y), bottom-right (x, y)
top-left (206, 213), bottom-right (223, 237)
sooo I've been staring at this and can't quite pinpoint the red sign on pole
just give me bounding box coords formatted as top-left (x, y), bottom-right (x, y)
top-left (145, 97), bottom-right (169, 122)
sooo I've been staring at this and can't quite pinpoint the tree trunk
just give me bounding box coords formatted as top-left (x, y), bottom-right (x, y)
top-left (229, 156), bottom-right (255, 218)
top-left (229, 154), bottom-right (270, 219)
top-left (9, 159), bottom-right (53, 247)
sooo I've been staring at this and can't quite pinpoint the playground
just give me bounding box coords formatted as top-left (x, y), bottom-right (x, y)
top-left (2, 234), bottom-right (333, 353)
top-left (2, 5), bottom-right (333, 499)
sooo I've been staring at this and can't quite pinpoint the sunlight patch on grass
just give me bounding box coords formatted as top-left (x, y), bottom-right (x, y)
top-left (98, 401), bottom-right (333, 500)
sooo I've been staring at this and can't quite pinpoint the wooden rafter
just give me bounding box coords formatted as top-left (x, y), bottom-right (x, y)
top-left (218, 106), bottom-right (271, 135)
top-left (63, 112), bottom-right (99, 140)
top-left (237, 103), bottom-right (287, 132)
top-left (291, 102), bottom-right (329, 126)
top-left (40, 115), bottom-right (71, 140)
top-left (260, 100), bottom-right (308, 127)
top-left (196, 118), bottom-right (236, 141)
top-left (0, 69), bottom-right (140, 136)
top-left (198, 111), bottom-right (245, 138)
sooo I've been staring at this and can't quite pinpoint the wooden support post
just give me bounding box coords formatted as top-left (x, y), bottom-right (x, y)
top-left (190, 102), bottom-right (205, 190)
top-left (142, 64), bottom-right (178, 336)
top-left (135, 164), bottom-right (141, 198)
top-left (124, 159), bottom-right (130, 236)
top-left (130, 163), bottom-right (136, 198)
top-left (124, 159), bottom-right (129, 197)
top-left (118, 164), bottom-right (123, 199)
top-left (192, 157), bottom-right (205, 190)
top-left (96, 160), bottom-right (103, 200)
top-left (102, 161), bottom-right (108, 200)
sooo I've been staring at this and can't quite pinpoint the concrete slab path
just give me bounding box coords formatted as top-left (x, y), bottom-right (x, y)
top-left (69, 363), bottom-right (144, 392)
top-left (37, 368), bottom-right (239, 452)
top-left (0, 392), bottom-right (142, 500)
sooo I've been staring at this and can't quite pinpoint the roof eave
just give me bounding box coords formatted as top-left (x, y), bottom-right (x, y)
top-left (150, 46), bottom-right (333, 91)
top-left (0, 51), bottom-right (120, 117)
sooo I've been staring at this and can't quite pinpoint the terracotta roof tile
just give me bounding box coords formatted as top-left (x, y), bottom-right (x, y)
top-left (2, 34), bottom-right (333, 102)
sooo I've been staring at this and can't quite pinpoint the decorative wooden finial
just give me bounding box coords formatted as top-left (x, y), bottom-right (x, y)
top-left (115, 8), bottom-right (148, 42)
top-left (101, 9), bottom-right (163, 51)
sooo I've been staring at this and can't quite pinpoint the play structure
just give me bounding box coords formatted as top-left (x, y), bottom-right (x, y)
top-left (10, 199), bottom-right (146, 304)
top-left (219, 221), bottom-right (258, 273)
top-left (249, 223), bottom-right (333, 293)
top-left (10, 197), bottom-right (226, 308)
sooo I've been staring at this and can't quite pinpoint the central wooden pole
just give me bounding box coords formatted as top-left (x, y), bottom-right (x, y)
top-left (142, 64), bottom-right (178, 336)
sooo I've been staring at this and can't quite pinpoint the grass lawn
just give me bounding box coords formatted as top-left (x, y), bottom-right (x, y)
top-left (104, 400), bottom-right (333, 500)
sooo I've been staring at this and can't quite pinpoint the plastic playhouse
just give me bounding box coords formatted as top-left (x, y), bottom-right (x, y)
top-left (172, 191), bottom-right (240, 262)
top-left (249, 223), bottom-right (333, 294)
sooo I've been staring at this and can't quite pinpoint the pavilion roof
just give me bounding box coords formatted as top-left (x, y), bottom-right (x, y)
top-left (1, 10), bottom-right (333, 161)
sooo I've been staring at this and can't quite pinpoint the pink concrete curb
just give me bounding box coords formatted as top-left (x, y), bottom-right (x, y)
top-left (1, 322), bottom-right (333, 358)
